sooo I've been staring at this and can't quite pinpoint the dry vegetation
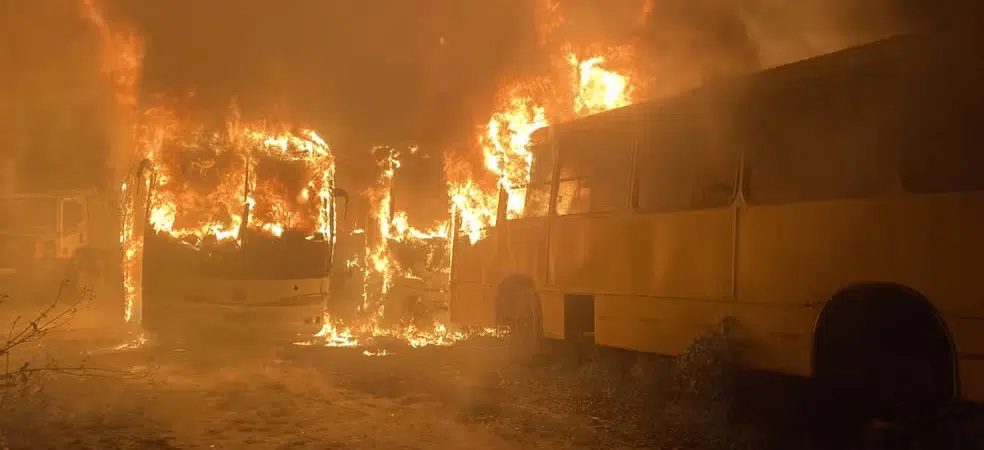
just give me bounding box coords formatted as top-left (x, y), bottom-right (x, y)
top-left (0, 283), bottom-right (152, 449)
top-left (1, 303), bottom-right (981, 449)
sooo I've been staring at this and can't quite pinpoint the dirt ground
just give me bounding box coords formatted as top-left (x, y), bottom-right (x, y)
top-left (1, 328), bottom-right (982, 450)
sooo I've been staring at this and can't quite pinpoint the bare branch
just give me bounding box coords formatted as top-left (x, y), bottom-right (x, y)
top-left (1, 280), bottom-right (150, 410)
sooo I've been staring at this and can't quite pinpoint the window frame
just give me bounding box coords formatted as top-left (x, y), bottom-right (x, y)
top-left (740, 53), bottom-right (903, 206)
top-left (631, 94), bottom-right (740, 214)
top-left (897, 38), bottom-right (984, 195)
top-left (508, 129), bottom-right (556, 221)
top-left (551, 118), bottom-right (636, 218)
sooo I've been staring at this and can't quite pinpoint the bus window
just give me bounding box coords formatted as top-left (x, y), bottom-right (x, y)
top-left (900, 53), bottom-right (984, 194)
top-left (636, 104), bottom-right (737, 212)
top-left (518, 133), bottom-right (554, 218)
top-left (743, 66), bottom-right (898, 205)
top-left (523, 184), bottom-right (551, 217)
top-left (554, 120), bottom-right (633, 216)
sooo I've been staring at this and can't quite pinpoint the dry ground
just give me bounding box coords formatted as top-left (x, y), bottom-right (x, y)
top-left (1, 328), bottom-right (981, 450)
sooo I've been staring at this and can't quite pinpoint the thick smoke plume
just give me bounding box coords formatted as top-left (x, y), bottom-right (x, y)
top-left (0, 0), bottom-right (924, 201)
top-left (632, 0), bottom-right (906, 99)
top-left (0, 1), bottom-right (114, 193)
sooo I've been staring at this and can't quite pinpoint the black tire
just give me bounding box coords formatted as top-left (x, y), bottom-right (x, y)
top-left (813, 288), bottom-right (955, 439)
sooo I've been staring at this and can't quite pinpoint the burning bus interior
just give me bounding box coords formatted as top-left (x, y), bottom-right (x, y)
top-left (139, 121), bottom-right (340, 280)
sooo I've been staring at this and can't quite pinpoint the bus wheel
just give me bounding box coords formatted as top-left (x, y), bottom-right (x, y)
top-left (496, 277), bottom-right (543, 357)
top-left (812, 285), bottom-right (955, 434)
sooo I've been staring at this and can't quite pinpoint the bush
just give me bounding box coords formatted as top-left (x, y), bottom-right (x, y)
top-left (657, 316), bottom-right (763, 450)
top-left (1, 283), bottom-right (82, 406)
top-left (1, 282), bottom-right (150, 448)
top-left (568, 316), bottom-right (767, 449)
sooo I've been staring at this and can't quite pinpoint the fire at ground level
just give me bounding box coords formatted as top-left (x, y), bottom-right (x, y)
top-left (3, 327), bottom-right (984, 450)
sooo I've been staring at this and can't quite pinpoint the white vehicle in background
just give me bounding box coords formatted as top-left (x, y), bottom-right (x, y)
top-left (0, 189), bottom-right (122, 327)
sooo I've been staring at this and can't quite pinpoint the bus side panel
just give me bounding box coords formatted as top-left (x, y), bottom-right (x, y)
top-left (448, 232), bottom-right (499, 327)
top-left (738, 198), bottom-right (903, 307)
top-left (740, 195), bottom-right (984, 311)
top-left (950, 318), bottom-right (984, 402)
top-left (901, 194), bottom-right (984, 403)
top-left (499, 217), bottom-right (563, 337)
top-left (730, 302), bottom-right (818, 376)
top-left (548, 209), bottom-right (733, 298)
top-left (595, 294), bottom-right (731, 355)
top-left (738, 195), bottom-right (984, 399)
top-left (960, 361), bottom-right (984, 403)
top-left (894, 193), bottom-right (984, 316)
top-left (449, 282), bottom-right (495, 327)
top-left (501, 218), bottom-right (549, 287)
top-left (539, 289), bottom-right (564, 339)
top-left (551, 209), bottom-right (734, 353)
top-left (738, 198), bottom-right (907, 378)
top-left (639, 210), bottom-right (735, 299)
top-left (452, 233), bottom-right (497, 285)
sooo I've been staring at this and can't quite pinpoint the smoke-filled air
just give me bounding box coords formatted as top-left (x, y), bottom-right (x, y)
top-left (3, 0), bottom-right (981, 449)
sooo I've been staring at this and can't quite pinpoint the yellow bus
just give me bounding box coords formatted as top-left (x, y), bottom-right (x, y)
top-left (449, 28), bottom-right (984, 418)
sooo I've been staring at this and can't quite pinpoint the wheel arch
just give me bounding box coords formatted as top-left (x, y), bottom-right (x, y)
top-left (810, 281), bottom-right (960, 397)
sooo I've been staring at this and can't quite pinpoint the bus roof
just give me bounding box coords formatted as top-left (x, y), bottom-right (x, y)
top-left (535, 32), bottom-right (914, 139)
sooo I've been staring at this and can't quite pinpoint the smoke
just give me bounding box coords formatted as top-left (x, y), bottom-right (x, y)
top-left (630, 0), bottom-right (908, 99)
top-left (0, 1), bottom-right (116, 193)
top-left (0, 0), bottom-right (918, 198)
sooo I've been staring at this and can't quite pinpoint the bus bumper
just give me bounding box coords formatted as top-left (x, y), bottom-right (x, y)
top-left (144, 275), bottom-right (328, 344)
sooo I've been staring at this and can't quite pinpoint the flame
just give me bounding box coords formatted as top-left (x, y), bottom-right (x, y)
top-left (571, 53), bottom-right (633, 116)
top-left (484, 92), bottom-right (549, 218)
top-left (81, 0), bottom-right (143, 109)
top-left (534, 0), bottom-right (564, 45)
top-left (135, 107), bottom-right (336, 245)
top-left (329, 46), bottom-right (636, 348)
top-left (80, 0), bottom-right (145, 323)
top-left (304, 312), bottom-right (502, 351)
top-left (299, 146), bottom-right (502, 353)
top-left (119, 177), bottom-right (146, 322)
top-left (444, 49), bottom-right (633, 246)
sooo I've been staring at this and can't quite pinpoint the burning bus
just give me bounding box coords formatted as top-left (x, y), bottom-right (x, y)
top-left (122, 118), bottom-right (349, 342)
top-left (448, 28), bottom-right (984, 418)
top-left (328, 146), bottom-right (452, 331)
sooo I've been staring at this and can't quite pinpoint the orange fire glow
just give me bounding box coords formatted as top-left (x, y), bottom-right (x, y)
top-left (138, 111), bottom-right (336, 244)
top-left (301, 146), bottom-right (500, 353)
top-left (80, 0), bottom-right (145, 323)
top-left (445, 50), bottom-right (634, 245)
